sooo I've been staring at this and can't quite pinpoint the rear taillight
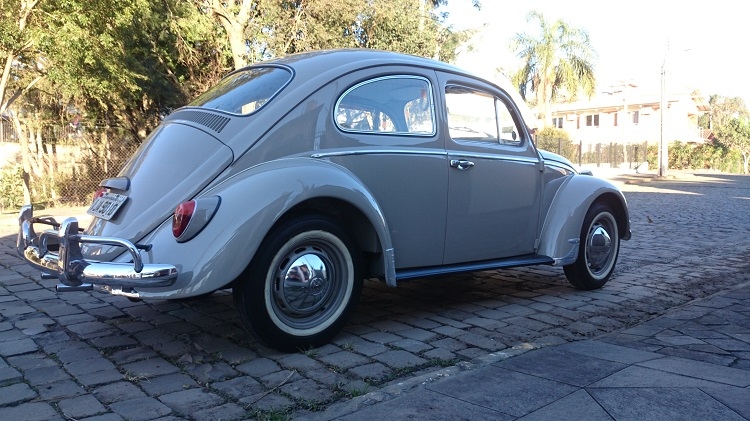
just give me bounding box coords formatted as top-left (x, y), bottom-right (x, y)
top-left (172, 197), bottom-right (220, 243)
top-left (172, 200), bottom-right (196, 238)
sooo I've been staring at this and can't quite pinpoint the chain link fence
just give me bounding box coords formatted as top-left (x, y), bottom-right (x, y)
top-left (0, 121), bottom-right (139, 210)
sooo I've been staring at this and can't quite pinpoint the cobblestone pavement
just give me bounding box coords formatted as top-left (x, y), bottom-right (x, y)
top-left (0, 171), bottom-right (748, 420)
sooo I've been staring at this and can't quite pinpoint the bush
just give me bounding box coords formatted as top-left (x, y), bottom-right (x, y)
top-left (0, 164), bottom-right (25, 211)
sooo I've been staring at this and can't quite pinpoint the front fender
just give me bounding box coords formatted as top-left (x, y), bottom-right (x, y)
top-left (134, 157), bottom-right (395, 298)
top-left (537, 175), bottom-right (630, 265)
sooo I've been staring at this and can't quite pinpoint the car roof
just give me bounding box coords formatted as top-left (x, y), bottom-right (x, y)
top-left (237, 49), bottom-right (539, 130)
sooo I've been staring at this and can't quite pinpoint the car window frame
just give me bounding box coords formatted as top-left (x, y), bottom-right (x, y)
top-left (188, 64), bottom-right (294, 116)
top-left (444, 83), bottom-right (528, 149)
top-left (334, 75), bottom-right (437, 137)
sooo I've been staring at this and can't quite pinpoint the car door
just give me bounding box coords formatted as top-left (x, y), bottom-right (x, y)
top-left (322, 71), bottom-right (449, 269)
top-left (438, 75), bottom-right (543, 264)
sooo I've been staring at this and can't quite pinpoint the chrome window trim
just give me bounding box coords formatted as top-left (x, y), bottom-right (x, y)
top-left (188, 64), bottom-right (294, 117)
top-left (334, 75), bottom-right (437, 137)
top-left (544, 160), bottom-right (576, 174)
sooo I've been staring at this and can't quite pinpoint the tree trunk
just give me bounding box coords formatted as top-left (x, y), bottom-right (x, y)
top-left (11, 117), bottom-right (32, 205)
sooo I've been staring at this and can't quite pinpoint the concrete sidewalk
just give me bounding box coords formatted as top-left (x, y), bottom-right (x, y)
top-left (315, 280), bottom-right (750, 420)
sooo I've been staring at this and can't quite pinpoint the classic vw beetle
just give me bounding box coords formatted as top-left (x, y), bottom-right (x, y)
top-left (18, 49), bottom-right (630, 351)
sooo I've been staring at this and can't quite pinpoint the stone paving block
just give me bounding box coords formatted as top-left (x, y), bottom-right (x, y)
top-left (121, 358), bottom-right (180, 379)
top-left (192, 402), bottom-right (247, 421)
top-left (496, 348), bottom-right (627, 387)
top-left (185, 361), bottom-right (238, 383)
top-left (0, 382), bottom-right (38, 406)
top-left (77, 368), bottom-right (126, 387)
top-left (0, 337), bottom-right (38, 356)
top-left (235, 357), bottom-right (281, 377)
top-left (0, 402), bottom-right (60, 421)
top-left (92, 381), bottom-right (147, 404)
top-left (259, 369), bottom-right (302, 389)
top-left (360, 331), bottom-right (402, 344)
top-left (108, 347), bottom-right (159, 365)
top-left (390, 338), bottom-right (432, 353)
top-left (588, 387), bottom-right (745, 421)
top-left (24, 365), bottom-right (71, 385)
top-left (428, 366), bottom-right (577, 418)
top-left (139, 373), bottom-right (198, 396)
top-left (240, 391), bottom-right (293, 412)
top-left (558, 340), bottom-right (663, 364)
top-left (109, 396), bottom-right (173, 421)
top-left (347, 362), bottom-right (391, 381)
top-left (318, 351), bottom-right (370, 371)
top-left (89, 334), bottom-right (138, 349)
top-left (638, 356), bottom-right (750, 387)
top-left (36, 379), bottom-right (87, 400)
top-left (456, 331), bottom-right (506, 351)
top-left (278, 353), bottom-right (324, 371)
top-left (58, 394), bottom-right (108, 419)
top-left (373, 350), bottom-right (427, 369)
top-left (158, 388), bottom-right (225, 416)
top-left (519, 389), bottom-right (613, 421)
top-left (211, 376), bottom-right (265, 400)
top-left (280, 378), bottom-right (337, 402)
top-left (65, 357), bottom-right (117, 376)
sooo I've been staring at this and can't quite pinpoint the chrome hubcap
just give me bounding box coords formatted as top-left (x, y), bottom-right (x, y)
top-left (266, 230), bottom-right (353, 334)
top-left (585, 213), bottom-right (618, 279)
top-left (277, 251), bottom-right (332, 317)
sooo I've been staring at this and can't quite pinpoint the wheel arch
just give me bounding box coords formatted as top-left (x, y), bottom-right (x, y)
top-left (537, 175), bottom-right (630, 265)
top-left (267, 196), bottom-right (385, 281)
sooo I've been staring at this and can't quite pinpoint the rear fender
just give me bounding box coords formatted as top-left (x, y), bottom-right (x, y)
top-left (134, 158), bottom-right (395, 298)
top-left (537, 175), bottom-right (630, 265)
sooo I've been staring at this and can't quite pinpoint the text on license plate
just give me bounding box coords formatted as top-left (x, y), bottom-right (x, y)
top-left (87, 192), bottom-right (128, 221)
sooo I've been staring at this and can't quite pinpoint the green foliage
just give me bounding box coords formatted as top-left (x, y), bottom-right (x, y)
top-left (646, 141), bottom-right (744, 173)
top-left (511, 11), bottom-right (596, 123)
top-left (0, 163), bottom-right (24, 210)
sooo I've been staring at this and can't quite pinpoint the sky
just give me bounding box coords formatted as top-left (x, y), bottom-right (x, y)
top-left (439, 0), bottom-right (749, 105)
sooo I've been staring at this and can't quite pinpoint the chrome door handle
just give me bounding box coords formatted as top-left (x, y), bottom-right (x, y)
top-left (450, 159), bottom-right (475, 170)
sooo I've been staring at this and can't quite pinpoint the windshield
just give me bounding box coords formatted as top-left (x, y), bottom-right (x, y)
top-left (189, 66), bottom-right (292, 115)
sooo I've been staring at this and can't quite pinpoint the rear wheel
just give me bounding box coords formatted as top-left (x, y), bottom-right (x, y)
top-left (233, 216), bottom-right (362, 352)
top-left (563, 203), bottom-right (620, 290)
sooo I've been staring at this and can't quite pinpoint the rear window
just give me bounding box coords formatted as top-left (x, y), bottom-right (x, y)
top-left (188, 66), bottom-right (292, 115)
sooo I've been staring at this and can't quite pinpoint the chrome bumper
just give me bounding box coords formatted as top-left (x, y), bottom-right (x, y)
top-left (17, 205), bottom-right (178, 290)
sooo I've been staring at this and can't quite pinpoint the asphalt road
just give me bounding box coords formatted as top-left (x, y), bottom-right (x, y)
top-left (0, 170), bottom-right (748, 420)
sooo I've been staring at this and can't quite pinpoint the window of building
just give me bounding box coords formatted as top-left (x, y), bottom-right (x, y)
top-left (552, 117), bottom-right (563, 128)
top-left (335, 76), bottom-right (435, 135)
top-left (631, 110), bottom-right (639, 124)
top-left (585, 114), bottom-right (600, 127)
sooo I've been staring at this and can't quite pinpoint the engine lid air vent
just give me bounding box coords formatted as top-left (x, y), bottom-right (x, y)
top-left (167, 110), bottom-right (231, 133)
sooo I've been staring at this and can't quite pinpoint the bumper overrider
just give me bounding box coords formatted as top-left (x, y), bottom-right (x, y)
top-left (16, 205), bottom-right (178, 292)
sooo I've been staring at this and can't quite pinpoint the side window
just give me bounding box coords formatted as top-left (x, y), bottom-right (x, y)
top-left (445, 85), bottom-right (522, 145)
top-left (335, 76), bottom-right (435, 135)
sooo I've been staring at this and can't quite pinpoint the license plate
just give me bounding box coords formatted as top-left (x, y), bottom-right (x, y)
top-left (87, 192), bottom-right (128, 221)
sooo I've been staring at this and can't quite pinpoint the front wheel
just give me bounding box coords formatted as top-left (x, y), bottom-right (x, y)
top-left (233, 216), bottom-right (362, 352)
top-left (563, 203), bottom-right (620, 290)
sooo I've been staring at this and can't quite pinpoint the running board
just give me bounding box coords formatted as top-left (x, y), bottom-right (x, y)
top-left (395, 255), bottom-right (554, 281)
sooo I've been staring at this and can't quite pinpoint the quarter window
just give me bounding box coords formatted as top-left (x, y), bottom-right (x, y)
top-left (445, 85), bottom-right (521, 145)
top-left (335, 76), bottom-right (435, 135)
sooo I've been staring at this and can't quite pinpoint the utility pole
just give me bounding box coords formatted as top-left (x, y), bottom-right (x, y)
top-left (658, 41), bottom-right (669, 178)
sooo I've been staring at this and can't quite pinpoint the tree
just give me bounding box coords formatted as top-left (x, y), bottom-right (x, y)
top-left (699, 95), bottom-right (749, 131)
top-left (511, 11), bottom-right (596, 126)
top-left (715, 118), bottom-right (750, 174)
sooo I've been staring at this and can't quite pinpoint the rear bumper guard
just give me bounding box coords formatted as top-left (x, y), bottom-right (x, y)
top-left (17, 205), bottom-right (178, 290)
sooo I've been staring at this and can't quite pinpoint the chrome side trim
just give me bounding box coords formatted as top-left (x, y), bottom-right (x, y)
top-left (311, 149), bottom-right (447, 159)
top-left (17, 205), bottom-right (178, 289)
top-left (447, 151), bottom-right (540, 164)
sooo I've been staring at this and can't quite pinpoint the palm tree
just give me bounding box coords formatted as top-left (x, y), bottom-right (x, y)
top-left (512, 11), bottom-right (596, 126)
